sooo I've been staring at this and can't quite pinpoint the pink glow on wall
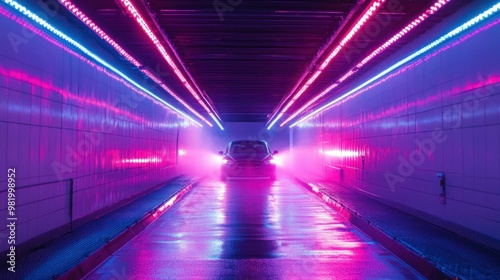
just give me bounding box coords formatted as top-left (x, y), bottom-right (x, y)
top-left (322, 149), bottom-right (361, 159)
top-left (120, 157), bottom-right (164, 164)
top-left (0, 68), bottom-right (147, 123)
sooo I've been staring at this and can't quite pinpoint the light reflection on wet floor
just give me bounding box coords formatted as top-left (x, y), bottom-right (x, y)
top-left (85, 177), bottom-right (422, 279)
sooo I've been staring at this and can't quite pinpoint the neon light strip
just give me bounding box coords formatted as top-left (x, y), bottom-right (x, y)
top-left (2, 0), bottom-right (203, 127)
top-left (267, 0), bottom-right (385, 130)
top-left (266, 112), bottom-right (284, 130)
top-left (117, 0), bottom-right (224, 130)
top-left (281, 0), bottom-right (452, 127)
top-left (58, 0), bottom-right (212, 127)
top-left (0, 6), bottom-right (198, 127)
top-left (291, 2), bottom-right (500, 128)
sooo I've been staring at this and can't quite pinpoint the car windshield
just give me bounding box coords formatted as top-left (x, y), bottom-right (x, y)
top-left (229, 141), bottom-right (268, 155)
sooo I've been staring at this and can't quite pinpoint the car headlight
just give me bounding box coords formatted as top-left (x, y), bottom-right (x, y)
top-left (222, 158), bottom-right (234, 165)
top-left (264, 158), bottom-right (276, 165)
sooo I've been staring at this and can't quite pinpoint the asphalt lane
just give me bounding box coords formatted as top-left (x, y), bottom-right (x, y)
top-left (85, 177), bottom-right (423, 279)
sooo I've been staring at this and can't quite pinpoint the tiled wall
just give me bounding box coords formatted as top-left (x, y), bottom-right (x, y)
top-left (292, 4), bottom-right (500, 244)
top-left (0, 6), bottom-right (199, 251)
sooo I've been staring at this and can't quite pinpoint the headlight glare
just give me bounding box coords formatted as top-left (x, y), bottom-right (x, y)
top-left (264, 158), bottom-right (276, 165)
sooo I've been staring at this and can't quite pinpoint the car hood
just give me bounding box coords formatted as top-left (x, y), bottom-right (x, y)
top-left (227, 153), bottom-right (272, 162)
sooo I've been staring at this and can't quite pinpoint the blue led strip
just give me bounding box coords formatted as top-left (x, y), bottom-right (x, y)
top-left (1, 0), bottom-right (203, 127)
top-left (210, 113), bottom-right (225, 130)
top-left (267, 113), bottom-right (283, 130)
top-left (291, 1), bottom-right (500, 128)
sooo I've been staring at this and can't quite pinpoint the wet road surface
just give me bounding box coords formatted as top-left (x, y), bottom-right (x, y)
top-left (85, 177), bottom-right (422, 279)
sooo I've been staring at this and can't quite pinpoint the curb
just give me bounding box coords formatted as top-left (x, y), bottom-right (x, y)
top-left (294, 177), bottom-right (451, 280)
top-left (58, 176), bottom-right (206, 280)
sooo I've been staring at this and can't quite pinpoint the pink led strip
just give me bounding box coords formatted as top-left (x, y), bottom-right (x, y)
top-left (58, 0), bottom-right (212, 126)
top-left (270, 0), bottom-right (386, 126)
top-left (0, 5), bottom-right (202, 124)
top-left (280, 0), bottom-right (452, 127)
top-left (116, 0), bottom-right (223, 129)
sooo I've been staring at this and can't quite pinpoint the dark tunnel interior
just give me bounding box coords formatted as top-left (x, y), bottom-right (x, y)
top-left (1, 0), bottom-right (500, 279)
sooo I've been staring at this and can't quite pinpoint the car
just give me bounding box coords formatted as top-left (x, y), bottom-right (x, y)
top-left (219, 140), bottom-right (278, 181)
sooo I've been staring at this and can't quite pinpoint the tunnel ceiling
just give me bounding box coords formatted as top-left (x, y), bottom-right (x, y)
top-left (67, 0), bottom-right (471, 124)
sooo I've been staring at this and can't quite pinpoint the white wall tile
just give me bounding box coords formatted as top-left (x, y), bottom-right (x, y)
top-left (0, 11), bottom-right (202, 249)
top-left (294, 11), bottom-right (500, 242)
